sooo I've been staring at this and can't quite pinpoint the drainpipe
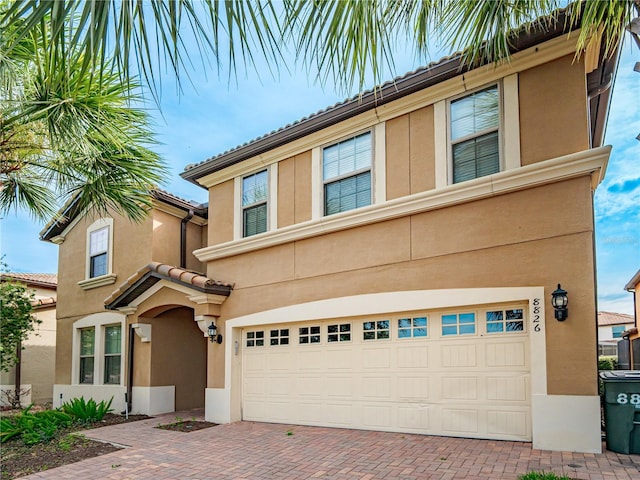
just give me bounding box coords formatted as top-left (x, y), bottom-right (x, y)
top-left (180, 209), bottom-right (194, 269)
top-left (14, 341), bottom-right (22, 407)
top-left (587, 72), bottom-right (613, 99)
top-left (126, 325), bottom-right (135, 412)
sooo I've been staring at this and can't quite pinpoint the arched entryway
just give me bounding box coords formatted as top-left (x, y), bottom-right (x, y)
top-left (132, 306), bottom-right (207, 411)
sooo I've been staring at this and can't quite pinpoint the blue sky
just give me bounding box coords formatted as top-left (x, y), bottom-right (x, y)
top-left (1, 38), bottom-right (638, 315)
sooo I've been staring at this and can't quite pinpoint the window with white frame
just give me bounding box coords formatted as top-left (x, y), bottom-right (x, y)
top-left (73, 313), bottom-right (124, 386)
top-left (486, 308), bottom-right (525, 333)
top-left (103, 325), bottom-right (122, 384)
top-left (363, 320), bottom-right (390, 340)
top-left (79, 218), bottom-right (115, 290)
top-left (246, 331), bottom-right (265, 347)
top-left (450, 85), bottom-right (500, 183)
top-left (242, 170), bottom-right (268, 237)
top-left (270, 328), bottom-right (290, 346)
top-left (79, 327), bottom-right (95, 384)
top-left (442, 312), bottom-right (476, 336)
top-left (398, 316), bottom-right (428, 338)
top-left (327, 323), bottom-right (351, 342)
top-left (89, 226), bottom-right (109, 278)
top-left (323, 132), bottom-right (372, 215)
top-left (299, 326), bottom-right (321, 344)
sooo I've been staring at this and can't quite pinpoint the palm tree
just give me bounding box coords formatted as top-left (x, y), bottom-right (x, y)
top-left (1, 1), bottom-right (638, 95)
top-left (1, 5), bottom-right (166, 221)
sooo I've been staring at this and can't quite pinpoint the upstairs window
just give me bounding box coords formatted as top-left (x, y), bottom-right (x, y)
top-left (323, 132), bottom-right (372, 215)
top-left (89, 227), bottom-right (109, 278)
top-left (242, 170), bottom-right (268, 237)
top-left (450, 85), bottom-right (500, 183)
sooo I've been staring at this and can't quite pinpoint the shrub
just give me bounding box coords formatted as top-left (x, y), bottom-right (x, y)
top-left (519, 472), bottom-right (571, 480)
top-left (61, 397), bottom-right (113, 423)
top-left (598, 356), bottom-right (618, 371)
top-left (0, 406), bottom-right (73, 444)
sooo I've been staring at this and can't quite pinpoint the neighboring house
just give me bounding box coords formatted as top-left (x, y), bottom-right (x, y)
top-left (43, 11), bottom-right (621, 454)
top-left (0, 273), bottom-right (57, 406)
top-left (597, 311), bottom-right (635, 356)
top-left (621, 269), bottom-right (640, 369)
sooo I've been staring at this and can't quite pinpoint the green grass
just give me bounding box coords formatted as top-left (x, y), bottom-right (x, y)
top-left (519, 472), bottom-right (572, 480)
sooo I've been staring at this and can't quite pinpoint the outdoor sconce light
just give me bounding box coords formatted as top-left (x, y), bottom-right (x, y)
top-left (551, 284), bottom-right (568, 321)
top-left (208, 322), bottom-right (223, 344)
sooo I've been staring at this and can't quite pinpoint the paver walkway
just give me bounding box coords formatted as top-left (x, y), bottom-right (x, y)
top-left (23, 409), bottom-right (640, 480)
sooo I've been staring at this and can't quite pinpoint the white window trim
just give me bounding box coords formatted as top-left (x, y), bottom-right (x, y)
top-left (234, 166), bottom-right (276, 240)
top-left (446, 82), bottom-right (503, 185)
top-left (78, 218), bottom-right (116, 290)
top-left (312, 126), bottom-right (384, 220)
top-left (71, 312), bottom-right (126, 387)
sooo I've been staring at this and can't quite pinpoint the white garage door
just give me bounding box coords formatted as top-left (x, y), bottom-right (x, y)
top-left (242, 304), bottom-right (531, 441)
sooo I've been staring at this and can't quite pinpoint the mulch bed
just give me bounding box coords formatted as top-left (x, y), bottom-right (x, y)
top-left (1, 413), bottom-right (149, 480)
top-left (155, 420), bottom-right (217, 432)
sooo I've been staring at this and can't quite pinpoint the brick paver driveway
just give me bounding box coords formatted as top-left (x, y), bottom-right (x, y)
top-left (23, 409), bottom-right (640, 480)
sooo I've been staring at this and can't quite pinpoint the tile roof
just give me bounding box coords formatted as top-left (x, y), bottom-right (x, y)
top-left (181, 6), bottom-right (613, 184)
top-left (1, 273), bottom-right (57, 288)
top-left (598, 311), bottom-right (635, 327)
top-left (105, 262), bottom-right (233, 310)
top-left (32, 296), bottom-right (56, 308)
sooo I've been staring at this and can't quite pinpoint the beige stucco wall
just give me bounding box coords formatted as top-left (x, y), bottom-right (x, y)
top-left (0, 305), bottom-right (56, 404)
top-left (151, 210), bottom-right (204, 272)
top-left (208, 176), bottom-right (598, 396)
top-left (209, 180), bottom-right (235, 245)
top-left (519, 54), bottom-right (589, 165)
top-left (278, 151), bottom-right (312, 228)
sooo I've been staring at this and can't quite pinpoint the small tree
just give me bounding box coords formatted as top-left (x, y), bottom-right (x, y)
top-left (0, 280), bottom-right (40, 372)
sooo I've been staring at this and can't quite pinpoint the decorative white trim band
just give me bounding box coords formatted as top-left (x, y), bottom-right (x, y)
top-left (194, 146), bottom-right (610, 262)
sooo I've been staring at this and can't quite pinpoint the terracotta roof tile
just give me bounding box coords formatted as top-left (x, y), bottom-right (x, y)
top-left (32, 297), bottom-right (56, 308)
top-left (1, 273), bottom-right (57, 287)
top-left (598, 311), bottom-right (635, 327)
top-left (104, 262), bottom-right (233, 307)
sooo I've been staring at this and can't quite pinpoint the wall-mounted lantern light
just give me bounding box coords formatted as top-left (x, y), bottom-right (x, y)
top-left (208, 322), bottom-right (223, 344)
top-left (551, 284), bottom-right (568, 321)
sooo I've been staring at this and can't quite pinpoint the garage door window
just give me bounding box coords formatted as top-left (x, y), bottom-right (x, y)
top-left (442, 313), bottom-right (476, 336)
top-left (363, 320), bottom-right (390, 340)
top-left (246, 331), bottom-right (265, 347)
top-left (486, 309), bottom-right (524, 333)
top-left (328, 323), bottom-right (351, 342)
top-left (398, 316), bottom-right (428, 338)
top-left (299, 326), bottom-right (321, 344)
top-left (270, 329), bottom-right (290, 345)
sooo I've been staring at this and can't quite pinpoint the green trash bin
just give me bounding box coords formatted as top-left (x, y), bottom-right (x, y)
top-left (600, 371), bottom-right (640, 454)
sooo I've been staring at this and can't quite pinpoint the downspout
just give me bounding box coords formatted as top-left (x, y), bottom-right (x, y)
top-left (126, 325), bottom-right (135, 412)
top-left (180, 209), bottom-right (194, 269)
top-left (14, 341), bottom-right (22, 407)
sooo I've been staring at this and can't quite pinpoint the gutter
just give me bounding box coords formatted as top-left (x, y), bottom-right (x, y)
top-left (180, 209), bottom-right (194, 268)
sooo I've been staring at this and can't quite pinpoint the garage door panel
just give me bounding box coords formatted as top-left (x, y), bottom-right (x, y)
top-left (267, 376), bottom-right (291, 396)
top-left (486, 342), bottom-right (527, 367)
top-left (325, 349), bottom-right (353, 369)
top-left (324, 403), bottom-right (356, 426)
top-left (297, 349), bottom-right (324, 369)
top-left (487, 409), bottom-right (529, 437)
top-left (486, 375), bottom-right (529, 401)
top-left (397, 376), bottom-right (429, 400)
top-left (363, 405), bottom-right (392, 427)
top-left (244, 354), bottom-right (267, 372)
top-left (362, 347), bottom-right (391, 368)
top-left (297, 376), bottom-right (325, 397)
top-left (397, 346), bottom-right (429, 368)
top-left (325, 376), bottom-right (354, 398)
top-left (243, 376), bottom-right (266, 395)
top-left (442, 408), bottom-right (479, 434)
top-left (268, 351), bottom-right (293, 370)
top-left (441, 344), bottom-right (478, 367)
top-left (362, 376), bottom-right (392, 399)
top-left (443, 377), bottom-right (478, 400)
top-left (397, 405), bottom-right (430, 430)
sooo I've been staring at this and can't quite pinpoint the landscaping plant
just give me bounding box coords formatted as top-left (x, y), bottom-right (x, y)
top-left (0, 406), bottom-right (73, 444)
top-left (519, 472), bottom-right (572, 480)
top-left (61, 397), bottom-right (113, 423)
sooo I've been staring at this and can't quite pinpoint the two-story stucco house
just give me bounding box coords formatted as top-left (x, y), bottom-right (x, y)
top-left (44, 13), bottom-right (621, 454)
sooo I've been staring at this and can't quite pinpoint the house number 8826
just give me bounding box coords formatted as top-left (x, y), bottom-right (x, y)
top-left (532, 298), bottom-right (541, 332)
